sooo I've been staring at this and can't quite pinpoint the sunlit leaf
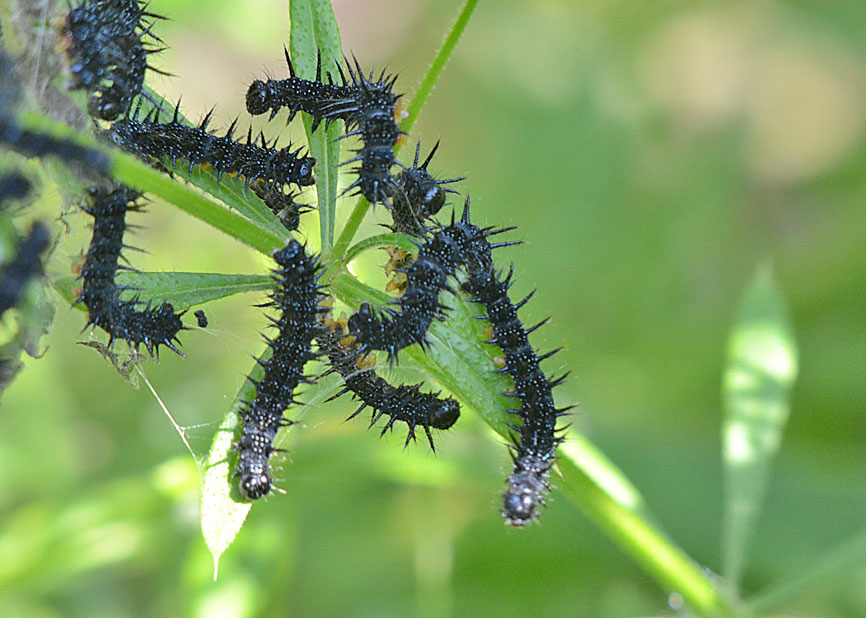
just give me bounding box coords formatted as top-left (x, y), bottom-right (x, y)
top-left (289, 0), bottom-right (343, 253)
top-left (53, 272), bottom-right (273, 312)
top-left (721, 264), bottom-right (799, 589)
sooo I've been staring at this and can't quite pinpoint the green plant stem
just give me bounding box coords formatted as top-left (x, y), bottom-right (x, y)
top-left (18, 111), bottom-right (287, 255)
top-left (331, 195), bottom-right (372, 263)
top-left (331, 0), bottom-right (478, 261)
top-left (747, 525), bottom-right (866, 613)
top-left (558, 454), bottom-right (743, 618)
top-left (341, 233), bottom-right (421, 265)
top-left (401, 0), bottom-right (478, 136)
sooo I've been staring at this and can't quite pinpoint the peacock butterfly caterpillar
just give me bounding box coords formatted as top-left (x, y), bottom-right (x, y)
top-left (62, 0), bottom-right (167, 121)
top-left (0, 221), bottom-right (51, 318)
top-left (77, 185), bottom-right (187, 358)
top-left (318, 308), bottom-right (460, 450)
top-left (106, 100), bottom-right (316, 193)
top-left (236, 240), bottom-right (324, 500)
top-left (246, 51), bottom-right (404, 205)
top-left (346, 199), bottom-right (492, 364)
top-left (388, 141), bottom-right (464, 237)
top-left (250, 179), bottom-right (313, 232)
top-left (461, 233), bottom-right (572, 526)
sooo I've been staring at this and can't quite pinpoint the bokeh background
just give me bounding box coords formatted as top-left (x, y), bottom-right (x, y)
top-left (2, 0), bottom-right (866, 616)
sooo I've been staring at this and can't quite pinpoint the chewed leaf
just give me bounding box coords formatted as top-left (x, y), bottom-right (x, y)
top-left (721, 264), bottom-right (799, 589)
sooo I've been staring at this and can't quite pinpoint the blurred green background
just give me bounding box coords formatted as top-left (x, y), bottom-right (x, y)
top-left (2, 0), bottom-right (866, 616)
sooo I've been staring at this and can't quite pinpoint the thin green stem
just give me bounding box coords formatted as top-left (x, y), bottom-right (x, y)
top-left (401, 0), bottom-right (478, 136)
top-left (331, 195), bottom-right (371, 262)
top-left (18, 111), bottom-right (287, 255)
top-left (558, 453), bottom-right (744, 618)
top-left (342, 233), bottom-right (421, 265)
top-left (331, 0), bottom-right (478, 260)
top-left (747, 525), bottom-right (866, 613)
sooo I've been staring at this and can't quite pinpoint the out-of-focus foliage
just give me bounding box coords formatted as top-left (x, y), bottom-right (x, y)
top-left (1, 0), bottom-right (865, 616)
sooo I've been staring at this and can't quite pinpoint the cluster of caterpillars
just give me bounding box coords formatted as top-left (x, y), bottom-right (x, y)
top-left (1, 0), bottom-right (572, 527)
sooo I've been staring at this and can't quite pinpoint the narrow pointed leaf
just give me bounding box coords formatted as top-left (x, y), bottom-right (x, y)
top-left (290, 0), bottom-right (343, 253)
top-left (721, 264), bottom-right (799, 588)
top-left (53, 272), bottom-right (273, 312)
top-left (201, 375), bottom-right (255, 579)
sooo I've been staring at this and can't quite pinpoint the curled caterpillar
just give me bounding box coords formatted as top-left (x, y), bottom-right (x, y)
top-left (77, 185), bottom-right (186, 358)
top-left (62, 0), bottom-right (166, 120)
top-left (237, 240), bottom-right (324, 500)
top-left (347, 200), bottom-right (492, 363)
top-left (463, 258), bottom-right (571, 526)
top-left (247, 52), bottom-right (403, 205)
top-left (0, 221), bottom-right (50, 318)
top-left (388, 141), bottom-right (464, 237)
top-left (107, 101), bottom-right (316, 192)
top-left (318, 308), bottom-right (460, 450)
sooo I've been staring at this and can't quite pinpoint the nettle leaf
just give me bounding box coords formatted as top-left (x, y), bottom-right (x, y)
top-left (289, 0), bottom-right (343, 253)
top-left (53, 272), bottom-right (273, 312)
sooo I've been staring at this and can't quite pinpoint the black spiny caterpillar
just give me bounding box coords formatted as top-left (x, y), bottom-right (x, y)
top-left (236, 240), bottom-right (324, 500)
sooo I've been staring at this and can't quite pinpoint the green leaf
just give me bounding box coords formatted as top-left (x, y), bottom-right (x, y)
top-left (721, 264), bottom-right (799, 589)
top-left (201, 349), bottom-right (343, 573)
top-left (139, 88), bottom-right (289, 240)
top-left (342, 233), bottom-right (422, 266)
top-left (201, 376), bottom-right (254, 580)
top-left (289, 0), bottom-right (343, 254)
top-left (52, 272), bottom-right (273, 312)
